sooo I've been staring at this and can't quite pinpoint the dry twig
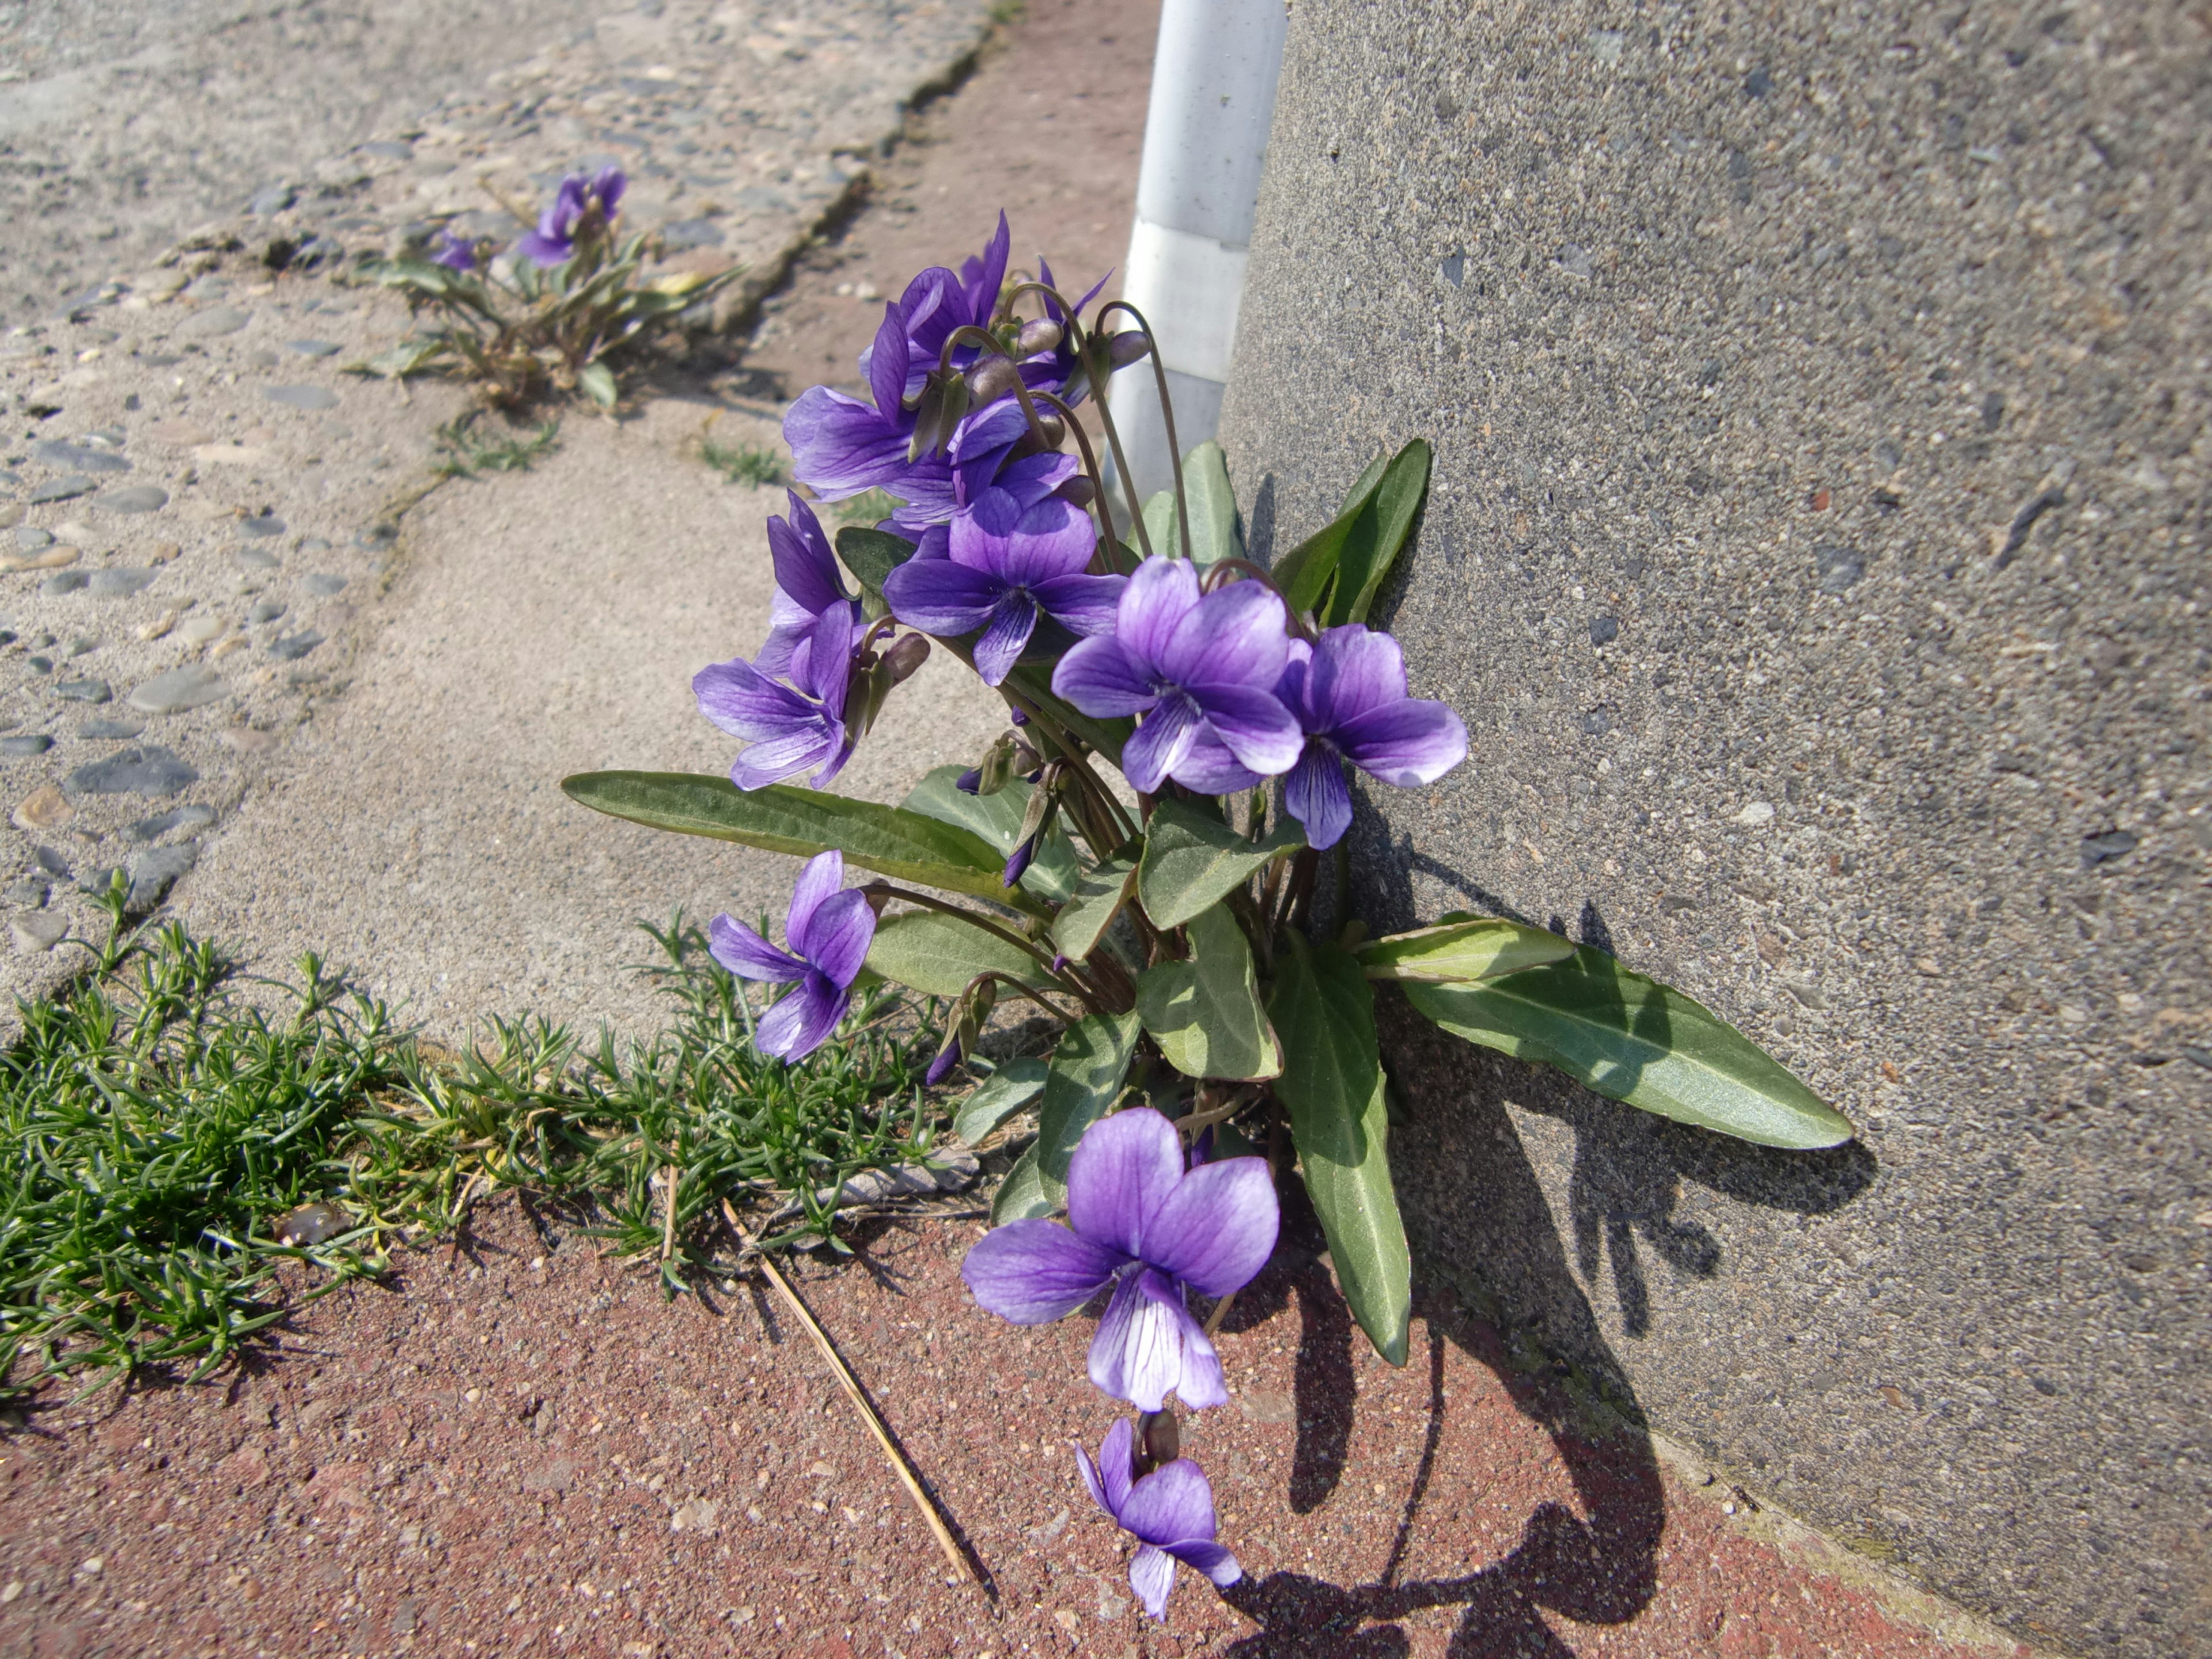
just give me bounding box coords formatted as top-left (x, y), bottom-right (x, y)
top-left (721, 1198), bottom-right (984, 1595)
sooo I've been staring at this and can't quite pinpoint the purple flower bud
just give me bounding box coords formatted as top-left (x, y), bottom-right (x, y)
top-left (955, 767), bottom-right (983, 794)
top-left (965, 355), bottom-right (1022, 407)
top-left (925, 1036), bottom-right (964, 1086)
top-left (1107, 329), bottom-right (1152, 369)
top-left (1016, 317), bottom-right (1063, 355)
top-left (1007, 705), bottom-right (1031, 727)
top-left (430, 232), bottom-right (480, 273)
top-left (881, 632), bottom-right (931, 684)
top-left (1001, 838), bottom-right (1035, 887)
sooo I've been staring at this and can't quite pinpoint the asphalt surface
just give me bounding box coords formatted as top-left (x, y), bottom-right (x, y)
top-left (0, 0), bottom-right (608, 323)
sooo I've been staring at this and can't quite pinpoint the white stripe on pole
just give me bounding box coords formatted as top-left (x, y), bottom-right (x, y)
top-left (1105, 0), bottom-right (1288, 513)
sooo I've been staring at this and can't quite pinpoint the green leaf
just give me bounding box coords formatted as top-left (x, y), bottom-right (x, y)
top-left (1135, 904), bottom-right (1282, 1081)
top-left (577, 361), bottom-right (618, 408)
top-left (1401, 946), bottom-right (1855, 1149)
top-left (1180, 439), bottom-right (1243, 570)
top-left (1269, 450), bottom-right (1388, 615)
top-left (1356, 913), bottom-right (1577, 983)
top-left (1051, 854), bottom-right (1137, 962)
top-left (952, 1058), bottom-right (1049, 1146)
top-left (835, 527), bottom-right (917, 597)
top-left (560, 771), bottom-right (1047, 914)
top-left (1268, 934), bottom-right (1411, 1364)
top-left (1142, 488), bottom-right (1179, 560)
top-left (1137, 797), bottom-right (1302, 930)
top-left (1327, 439), bottom-right (1430, 626)
top-left (900, 766), bottom-right (1079, 905)
top-left (990, 1143), bottom-right (1055, 1223)
top-left (1032, 1009), bottom-right (1142, 1204)
top-left (863, 910), bottom-right (1056, 998)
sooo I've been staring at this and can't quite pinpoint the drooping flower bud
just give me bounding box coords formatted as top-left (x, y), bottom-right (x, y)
top-left (1137, 1409), bottom-right (1180, 1474)
top-left (955, 767), bottom-right (983, 794)
top-left (881, 632), bottom-right (931, 684)
top-left (976, 731), bottom-right (1021, 795)
top-left (1107, 329), bottom-right (1152, 369)
top-left (1016, 317), bottom-right (1063, 356)
top-left (965, 353), bottom-right (1022, 407)
top-left (925, 1034), bottom-right (965, 1086)
top-left (1059, 476), bottom-right (1097, 508)
top-left (909, 368), bottom-right (971, 460)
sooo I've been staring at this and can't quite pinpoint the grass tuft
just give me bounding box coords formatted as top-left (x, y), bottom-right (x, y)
top-left (0, 895), bottom-right (942, 1399)
top-left (432, 410), bottom-right (563, 479)
top-left (700, 435), bottom-right (791, 488)
top-left (831, 486), bottom-right (902, 524)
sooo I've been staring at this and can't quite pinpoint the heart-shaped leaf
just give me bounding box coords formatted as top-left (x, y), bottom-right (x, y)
top-left (1135, 904), bottom-right (1282, 1081)
top-left (990, 1143), bottom-right (1055, 1223)
top-left (1032, 1009), bottom-right (1142, 1206)
top-left (952, 1057), bottom-right (1050, 1146)
top-left (1402, 946), bottom-right (1855, 1149)
top-left (835, 526), bottom-right (917, 597)
top-left (863, 910), bottom-right (1056, 998)
top-left (1137, 798), bottom-right (1302, 931)
top-left (1051, 854), bottom-right (1137, 963)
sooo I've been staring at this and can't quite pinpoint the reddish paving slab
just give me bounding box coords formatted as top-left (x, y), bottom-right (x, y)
top-left (0, 1199), bottom-right (2025, 1658)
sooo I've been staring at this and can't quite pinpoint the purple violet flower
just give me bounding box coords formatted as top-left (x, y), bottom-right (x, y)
top-left (516, 167), bottom-right (626, 267)
top-left (1075, 1418), bottom-right (1241, 1619)
top-left (961, 1107), bottom-right (1279, 1412)
top-left (707, 852), bottom-right (874, 1061)
top-left (882, 486), bottom-right (1123, 685)
top-left (430, 232), bottom-right (480, 273)
top-left (1277, 626), bottom-right (1470, 849)
top-left (785, 302), bottom-right (919, 501)
top-left (1051, 559), bottom-right (1304, 794)
top-left (693, 604), bottom-right (857, 790)
top-left (757, 491), bottom-right (865, 685)
top-left (865, 213), bottom-right (1012, 404)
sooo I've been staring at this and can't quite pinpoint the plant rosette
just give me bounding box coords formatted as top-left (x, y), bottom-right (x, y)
top-left (566, 211), bottom-right (1855, 1620)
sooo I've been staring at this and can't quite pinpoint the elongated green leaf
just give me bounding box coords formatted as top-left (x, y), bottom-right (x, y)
top-left (1402, 946), bottom-right (1854, 1149)
top-left (1357, 913), bottom-right (1577, 984)
top-left (835, 527), bottom-right (916, 597)
top-left (952, 1057), bottom-right (1048, 1146)
top-left (1270, 450), bottom-right (1388, 615)
top-left (863, 910), bottom-right (1056, 998)
top-left (1136, 904), bottom-right (1282, 1081)
top-left (1328, 439), bottom-right (1430, 626)
top-left (990, 1143), bottom-right (1054, 1223)
top-left (1142, 487), bottom-right (1178, 560)
top-left (901, 766), bottom-right (1079, 905)
top-left (1138, 798), bottom-right (1302, 930)
top-left (1033, 1009), bottom-right (1141, 1205)
top-left (1052, 854), bottom-right (1136, 961)
top-left (561, 770), bottom-right (1047, 914)
top-left (1138, 440), bottom-right (1245, 568)
top-left (1268, 934), bottom-right (1410, 1365)
top-left (577, 361), bottom-right (618, 409)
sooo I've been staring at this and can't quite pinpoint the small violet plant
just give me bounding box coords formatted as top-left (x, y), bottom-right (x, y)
top-left (567, 213), bottom-right (1856, 1617)
top-left (361, 165), bottom-right (735, 410)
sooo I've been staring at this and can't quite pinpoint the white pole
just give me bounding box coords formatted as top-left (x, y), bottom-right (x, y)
top-left (1105, 0), bottom-right (1288, 513)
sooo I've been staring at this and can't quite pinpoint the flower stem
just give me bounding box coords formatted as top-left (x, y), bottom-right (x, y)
top-left (1094, 300), bottom-right (1188, 563)
top-left (859, 884), bottom-right (1102, 1014)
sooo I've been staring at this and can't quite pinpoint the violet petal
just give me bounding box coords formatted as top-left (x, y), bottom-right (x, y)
top-left (1140, 1156), bottom-right (1280, 1299)
top-left (1065, 1106), bottom-right (1185, 1259)
top-left (962, 1220), bottom-right (1125, 1323)
top-left (706, 914), bottom-right (805, 984)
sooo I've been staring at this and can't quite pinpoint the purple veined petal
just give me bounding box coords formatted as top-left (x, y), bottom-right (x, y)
top-left (1118, 1457), bottom-right (1219, 1550)
top-left (706, 913), bottom-right (805, 984)
top-left (1166, 1538), bottom-right (1242, 1588)
top-left (1127, 1545), bottom-right (1177, 1621)
top-left (783, 850), bottom-right (846, 946)
top-left (1051, 635), bottom-right (1158, 719)
top-left (950, 486), bottom-right (1024, 558)
top-left (971, 592), bottom-right (1039, 687)
top-left (1164, 1286), bottom-right (1229, 1409)
top-left (514, 229), bottom-right (574, 267)
top-left (1099, 1416), bottom-right (1135, 1514)
top-left (1119, 692), bottom-right (1205, 796)
top-left (907, 522), bottom-right (952, 561)
top-left (1065, 1106), bottom-right (1186, 1259)
top-left (1308, 625), bottom-right (1408, 729)
top-left (1185, 684), bottom-right (1302, 778)
top-left (1275, 635), bottom-right (1316, 726)
top-left (728, 719), bottom-right (843, 791)
top-left (949, 399), bottom-right (1029, 503)
top-left (882, 556), bottom-right (1003, 636)
top-left (1336, 698), bottom-right (1471, 787)
top-left (990, 449), bottom-right (1079, 510)
top-left (1115, 556), bottom-right (1200, 675)
top-left (590, 166), bottom-right (627, 216)
top-left (1282, 740), bottom-right (1354, 850)
top-left (755, 591), bottom-right (810, 681)
top-left (1088, 1267), bottom-right (1188, 1411)
top-left (866, 300), bottom-right (910, 420)
top-left (888, 452), bottom-right (958, 529)
top-left (797, 604), bottom-right (857, 717)
top-left (783, 387), bottom-right (910, 499)
top-left (1029, 573), bottom-right (1128, 638)
top-left (961, 211), bottom-right (1011, 327)
top-left (997, 496), bottom-right (1099, 585)
top-left (795, 888), bottom-right (875, 987)
top-left (806, 725), bottom-right (857, 790)
top-left (768, 491), bottom-right (849, 615)
top-left (1168, 729), bottom-right (1266, 795)
top-left (1074, 1437), bottom-right (1110, 1518)
top-left (1141, 1156), bottom-right (1280, 1298)
top-left (694, 656), bottom-right (817, 739)
top-left (961, 1219), bottom-right (1124, 1323)
top-left (754, 970), bottom-right (849, 1060)
top-left (1158, 579), bottom-right (1290, 695)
